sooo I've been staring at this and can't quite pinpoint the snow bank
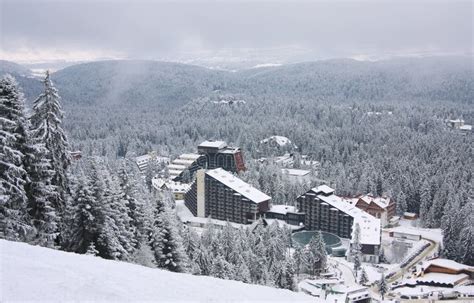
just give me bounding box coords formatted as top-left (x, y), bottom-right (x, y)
top-left (0, 240), bottom-right (314, 302)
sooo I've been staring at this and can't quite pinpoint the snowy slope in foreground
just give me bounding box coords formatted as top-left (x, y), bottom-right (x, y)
top-left (0, 240), bottom-right (314, 302)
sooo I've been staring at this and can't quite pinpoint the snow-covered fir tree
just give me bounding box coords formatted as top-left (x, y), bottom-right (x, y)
top-left (378, 273), bottom-right (388, 300)
top-left (419, 180), bottom-right (432, 226)
top-left (30, 71), bottom-right (71, 214)
top-left (304, 230), bottom-right (327, 277)
top-left (441, 198), bottom-right (463, 261)
top-left (62, 171), bottom-right (98, 253)
top-left (181, 226), bottom-right (201, 274)
top-left (351, 223), bottom-right (362, 275)
top-left (292, 245), bottom-right (305, 277)
top-left (359, 268), bottom-right (369, 285)
top-left (0, 75), bottom-right (31, 241)
top-left (458, 207), bottom-right (473, 266)
top-left (96, 169), bottom-right (135, 261)
top-left (151, 191), bottom-right (188, 272)
top-left (26, 113), bottom-right (59, 247)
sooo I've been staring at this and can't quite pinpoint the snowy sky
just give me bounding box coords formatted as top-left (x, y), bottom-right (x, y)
top-left (1, 0), bottom-right (472, 64)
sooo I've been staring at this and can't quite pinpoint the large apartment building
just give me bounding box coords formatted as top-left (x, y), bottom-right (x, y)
top-left (297, 185), bottom-right (381, 263)
top-left (184, 168), bottom-right (271, 224)
top-left (197, 140), bottom-right (246, 173)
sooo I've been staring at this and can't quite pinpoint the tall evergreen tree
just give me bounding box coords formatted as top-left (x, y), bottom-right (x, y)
top-left (378, 273), bottom-right (388, 300)
top-left (30, 71), bottom-right (70, 214)
top-left (304, 231), bottom-right (327, 277)
top-left (26, 123), bottom-right (59, 247)
top-left (151, 195), bottom-right (188, 272)
top-left (0, 75), bottom-right (31, 240)
top-left (458, 220), bottom-right (474, 266)
top-left (293, 245), bottom-right (305, 277)
top-left (359, 268), bottom-right (369, 285)
top-left (419, 180), bottom-right (432, 226)
top-left (63, 172), bottom-right (98, 253)
top-left (351, 223), bottom-right (362, 275)
top-left (96, 171), bottom-right (135, 260)
top-left (396, 191), bottom-right (407, 216)
top-left (441, 198), bottom-right (462, 261)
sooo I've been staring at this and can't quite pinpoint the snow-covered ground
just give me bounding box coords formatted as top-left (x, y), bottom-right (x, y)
top-left (0, 240), bottom-right (316, 302)
top-left (385, 222), bottom-right (443, 243)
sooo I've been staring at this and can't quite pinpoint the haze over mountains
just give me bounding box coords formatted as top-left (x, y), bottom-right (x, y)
top-left (1, 56), bottom-right (473, 108)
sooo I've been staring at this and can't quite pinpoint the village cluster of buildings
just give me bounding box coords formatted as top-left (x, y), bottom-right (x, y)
top-left (137, 140), bottom-right (403, 264)
top-left (134, 139), bottom-right (474, 300)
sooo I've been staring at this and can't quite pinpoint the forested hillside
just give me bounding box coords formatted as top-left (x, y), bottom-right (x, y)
top-left (235, 57), bottom-right (473, 103)
top-left (2, 57), bottom-right (472, 107)
top-left (0, 60), bottom-right (43, 101)
top-left (52, 60), bottom-right (228, 107)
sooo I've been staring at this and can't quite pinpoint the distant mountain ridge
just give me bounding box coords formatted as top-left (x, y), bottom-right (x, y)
top-left (0, 60), bottom-right (43, 102)
top-left (1, 56), bottom-right (472, 106)
top-left (0, 60), bottom-right (33, 76)
top-left (52, 60), bottom-right (228, 107)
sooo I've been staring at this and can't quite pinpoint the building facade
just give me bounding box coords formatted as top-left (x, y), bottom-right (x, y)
top-left (135, 152), bottom-right (170, 172)
top-left (185, 168), bottom-right (270, 224)
top-left (352, 194), bottom-right (396, 227)
top-left (197, 140), bottom-right (246, 173)
top-left (264, 205), bottom-right (305, 226)
top-left (168, 153), bottom-right (206, 182)
top-left (297, 185), bottom-right (381, 263)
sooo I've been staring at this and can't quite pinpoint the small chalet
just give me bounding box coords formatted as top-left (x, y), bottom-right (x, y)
top-left (152, 177), bottom-right (190, 200)
top-left (351, 194), bottom-right (396, 227)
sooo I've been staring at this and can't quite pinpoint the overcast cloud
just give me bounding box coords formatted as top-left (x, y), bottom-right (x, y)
top-left (1, 0), bottom-right (472, 64)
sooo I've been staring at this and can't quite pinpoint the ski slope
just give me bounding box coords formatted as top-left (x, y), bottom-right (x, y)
top-left (0, 240), bottom-right (315, 302)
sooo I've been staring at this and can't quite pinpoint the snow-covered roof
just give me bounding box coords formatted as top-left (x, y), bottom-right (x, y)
top-left (261, 135), bottom-right (293, 147)
top-left (281, 168), bottom-right (310, 177)
top-left (199, 140), bottom-right (227, 149)
top-left (416, 273), bottom-right (468, 285)
top-left (167, 153), bottom-right (202, 176)
top-left (168, 164), bottom-right (186, 170)
top-left (206, 168), bottom-right (271, 204)
top-left (135, 154), bottom-right (151, 163)
top-left (263, 219), bottom-right (304, 231)
top-left (358, 195), bottom-right (392, 209)
top-left (448, 119), bottom-right (464, 123)
top-left (219, 148), bottom-right (240, 154)
top-left (152, 178), bottom-right (166, 189)
top-left (423, 259), bottom-right (474, 272)
top-left (312, 185), bottom-right (335, 195)
top-left (317, 193), bottom-right (381, 245)
top-left (268, 204), bottom-right (297, 215)
top-left (388, 226), bottom-right (422, 236)
top-left (274, 154), bottom-right (294, 165)
top-left (136, 154), bottom-right (169, 164)
top-left (172, 159), bottom-right (195, 165)
top-left (166, 182), bottom-right (191, 193)
top-left (152, 178), bottom-right (191, 193)
top-left (169, 169), bottom-right (182, 176)
top-left (460, 124), bottom-right (472, 131)
top-left (179, 153), bottom-right (202, 161)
